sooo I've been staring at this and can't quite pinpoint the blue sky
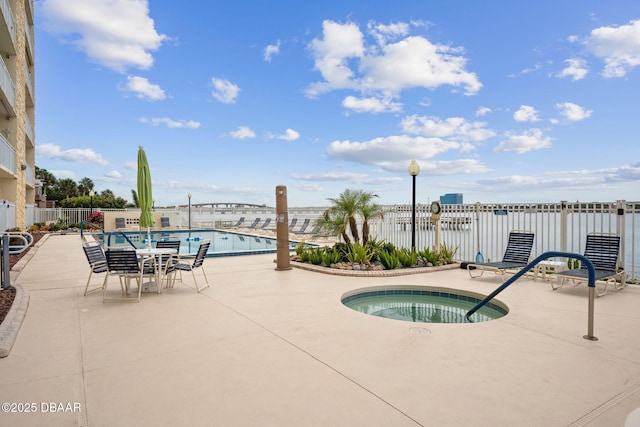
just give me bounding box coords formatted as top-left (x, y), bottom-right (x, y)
top-left (34, 0), bottom-right (640, 207)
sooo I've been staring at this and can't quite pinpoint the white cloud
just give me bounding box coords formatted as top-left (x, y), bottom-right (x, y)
top-left (229, 126), bottom-right (255, 139)
top-left (475, 106), bottom-right (492, 116)
top-left (342, 95), bottom-right (402, 113)
top-left (124, 161), bottom-right (137, 170)
top-left (37, 143), bottom-right (109, 165)
top-left (555, 102), bottom-right (592, 122)
top-left (585, 19), bottom-right (640, 78)
top-left (290, 171), bottom-right (403, 185)
top-left (105, 170), bottom-right (122, 179)
top-left (277, 129), bottom-right (300, 141)
top-left (306, 20), bottom-right (481, 101)
top-left (211, 78), bottom-right (240, 103)
top-left (327, 135), bottom-right (463, 168)
top-left (122, 76), bottom-right (166, 101)
top-left (264, 40), bottom-right (281, 62)
top-left (494, 129), bottom-right (552, 154)
top-left (401, 115), bottom-right (495, 142)
top-left (41, 0), bottom-right (167, 73)
top-left (513, 105), bottom-right (541, 122)
top-left (139, 117), bottom-right (201, 128)
top-left (557, 58), bottom-right (589, 81)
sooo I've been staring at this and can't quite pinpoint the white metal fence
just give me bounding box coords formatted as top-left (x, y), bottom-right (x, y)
top-left (29, 200), bottom-right (639, 282)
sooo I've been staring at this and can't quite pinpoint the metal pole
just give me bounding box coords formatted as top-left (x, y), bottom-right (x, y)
top-left (411, 175), bottom-right (416, 250)
top-left (275, 185), bottom-right (291, 271)
top-left (584, 286), bottom-right (597, 341)
top-left (2, 235), bottom-right (9, 290)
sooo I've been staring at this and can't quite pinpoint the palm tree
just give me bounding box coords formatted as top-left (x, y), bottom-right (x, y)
top-left (325, 189), bottom-right (382, 244)
top-left (359, 195), bottom-right (384, 245)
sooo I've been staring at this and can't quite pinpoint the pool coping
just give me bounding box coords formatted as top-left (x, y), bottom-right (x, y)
top-left (290, 260), bottom-right (460, 276)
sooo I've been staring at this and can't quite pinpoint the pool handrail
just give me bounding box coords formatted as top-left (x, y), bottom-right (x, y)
top-left (80, 221), bottom-right (138, 249)
top-left (465, 251), bottom-right (598, 340)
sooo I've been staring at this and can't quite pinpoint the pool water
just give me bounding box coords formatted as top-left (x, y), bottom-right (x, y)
top-left (99, 229), bottom-right (298, 256)
top-left (342, 287), bottom-right (508, 323)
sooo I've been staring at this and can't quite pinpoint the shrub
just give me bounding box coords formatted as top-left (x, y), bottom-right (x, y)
top-left (397, 248), bottom-right (418, 267)
top-left (418, 247), bottom-right (440, 266)
top-left (347, 242), bottom-right (372, 265)
top-left (378, 249), bottom-right (399, 269)
top-left (439, 242), bottom-right (458, 264)
top-left (321, 246), bottom-right (341, 266)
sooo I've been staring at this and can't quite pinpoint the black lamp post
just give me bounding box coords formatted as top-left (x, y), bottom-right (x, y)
top-left (89, 190), bottom-right (95, 218)
top-left (408, 160), bottom-right (420, 250)
top-left (187, 192), bottom-right (192, 230)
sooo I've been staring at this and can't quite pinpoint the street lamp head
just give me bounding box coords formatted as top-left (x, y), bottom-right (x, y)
top-left (89, 190), bottom-right (95, 197)
top-left (188, 192), bottom-right (192, 200)
top-left (408, 159), bottom-right (420, 177)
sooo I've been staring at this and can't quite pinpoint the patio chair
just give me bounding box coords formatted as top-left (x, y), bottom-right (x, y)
top-left (102, 250), bottom-right (156, 303)
top-left (160, 217), bottom-right (171, 228)
top-left (155, 240), bottom-right (181, 289)
top-left (553, 232), bottom-right (626, 297)
top-left (288, 218), bottom-right (298, 231)
top-left (166, 240), bottom-right (211, 293)
top-left (233, 217), bottom-right (245, 227)
top-left (115, 217), bottom-right (126, 230)
top-left (82, 242), bottom-right (108, 296)
top-left (467, 231), bottom-right (535, 282)
top-left (248, 218), bottom-right (261, 229)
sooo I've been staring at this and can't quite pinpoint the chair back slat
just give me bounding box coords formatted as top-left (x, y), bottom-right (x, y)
top-left (192, 241), bottom-right (211, 269)
top-left (83, 244), bottom-right (107, 273)
top-left (83, 244), bottom-right (105, 264)
top-left (156, 240), bottom-right (180, 252)
top-left (106, 250), bottom-right (141, 273)
top-left (502, 232), bottom-right (535, 264)
top-left (583, 233), bottom-right (620, 271)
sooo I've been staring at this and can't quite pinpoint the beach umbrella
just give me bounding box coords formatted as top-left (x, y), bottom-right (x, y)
top-left (137, 146), bottom-right (155, 249)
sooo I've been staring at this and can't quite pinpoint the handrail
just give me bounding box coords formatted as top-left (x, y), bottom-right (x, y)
top-left (0, 231), bottom-right (33, 254)
top-left (79, 220), bottom-right (137, 249)
top-left (79, 220), bottom-right (105, 238)
top-left (465, 251), bottom-right (598, 341)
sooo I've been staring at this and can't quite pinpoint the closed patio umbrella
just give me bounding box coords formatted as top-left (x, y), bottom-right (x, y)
top-left (138, 146), bottom-right (155, 249)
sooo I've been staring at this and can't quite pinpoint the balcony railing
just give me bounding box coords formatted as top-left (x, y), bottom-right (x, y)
top-left (24, 114), bottom-right (33, 145)
top-left (24, 63), bottom-right (33, 106)
top-left (0, 132), bottom-right (15, 173)
top-left (0, 56), bottom-right (15, 110)
top-left (0, 0), bottom-right (15, 48)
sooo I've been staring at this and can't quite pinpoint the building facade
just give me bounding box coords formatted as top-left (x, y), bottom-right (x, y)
top-left (0, 0), bottom-right (35, 230)
top-left (440, 193), bottom-right (463, 204)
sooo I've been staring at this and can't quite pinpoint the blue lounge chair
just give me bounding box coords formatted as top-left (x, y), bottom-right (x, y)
top-left (553, 232), bottom-right (626, 296)
top-left (467, 231), bottom-right (535, 282)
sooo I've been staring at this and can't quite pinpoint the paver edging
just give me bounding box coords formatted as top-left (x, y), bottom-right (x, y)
top-left (290, 260), bottom-right (460, 277)
top-left (0, 284), bottom-right (29, 358)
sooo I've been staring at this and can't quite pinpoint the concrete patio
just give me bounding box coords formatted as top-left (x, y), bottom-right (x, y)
top-left (1, 234), bottom-right (640, 426)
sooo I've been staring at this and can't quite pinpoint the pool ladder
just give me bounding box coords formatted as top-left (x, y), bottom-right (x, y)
top-left (465, 251), bottom-right (599, 341)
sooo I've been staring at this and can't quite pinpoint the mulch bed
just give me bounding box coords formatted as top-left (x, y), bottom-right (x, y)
top-left (0, 232), bottom-right (46, 325)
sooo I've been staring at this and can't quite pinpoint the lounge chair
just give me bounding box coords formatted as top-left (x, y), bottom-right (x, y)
top-left (288, 218), bottom-right (298, 231)
top-left (248, 218), bottom-right (261, 229)
top-left (294, 218), bottom-right (310, 233)
top-left (102, 250), bottom-right (156, 303)
top-left (82, 242), bottom-right (108, 295)
top-left (553, 232), bottom-right (626, 297)
top-left (233, 217), bottom-right (245, 228)
top-left (467, 231), bottom-right (535, 281)
top-left (260, 218), bottom-right (272, 229)
top-left (115, 217), bottom-right (126, 230)
top-left (302, 223), bottom-right (324, 235)
top-left (166, 240), bottom-right (211, 293)
top-left (160, 217), bottom-right (170, 228)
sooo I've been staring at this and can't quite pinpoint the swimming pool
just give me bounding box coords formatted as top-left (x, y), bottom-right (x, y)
top-left (342, 286), bottom-right (508, 323)
top-left (98, 229), bottom-right (299, 257)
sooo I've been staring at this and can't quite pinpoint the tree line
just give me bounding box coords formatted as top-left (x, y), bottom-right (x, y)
top-left (36, 166), bottom-right (132, 209)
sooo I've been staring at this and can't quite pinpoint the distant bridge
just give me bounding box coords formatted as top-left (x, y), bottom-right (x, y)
top-left (163, 202), bottom-right (270, 209)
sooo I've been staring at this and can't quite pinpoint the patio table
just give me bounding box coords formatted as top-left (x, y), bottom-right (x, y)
top-left (135, 247), bottom-right (177, 293)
